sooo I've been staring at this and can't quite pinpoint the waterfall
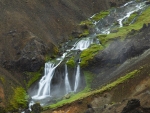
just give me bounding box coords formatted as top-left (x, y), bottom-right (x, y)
top-left (74, 64), bottom-right (80, 92)
top-left (72, 36), bottom-right (99, 51)
top-left (65, 64), bottom-right (72, 94)
top-left (28, 0), bottom-right (148, 107)
top-left (32, 62), bottom-right (55, 100)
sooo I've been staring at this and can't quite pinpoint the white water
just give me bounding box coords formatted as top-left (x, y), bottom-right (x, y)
top-left (32, 62), bottom-right (55, 100)
top-left (72, 37), bottom-right (99, 51)
top-left (32, 53), bottom-right (66, 100)
top-left (74, 64), bottom-right (80, 92)
top-left (65, 65), bottom-right (72, 93)
top-left (94, 1), bottom-right (147, 34)
top-left (118, 1), bottom-right (146, 27)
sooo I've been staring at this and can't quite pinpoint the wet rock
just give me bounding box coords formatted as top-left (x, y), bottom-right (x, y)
top-left (146, 2), bottom-right (150, 5)
top-left (121, 99), bottom-right (140, 113)
top-left (31, 103), bottom-right (42, 113)
top-left (63, 93), bottom-right (71, 99)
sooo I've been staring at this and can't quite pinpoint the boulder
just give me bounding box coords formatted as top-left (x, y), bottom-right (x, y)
top-left (31, 103), bottom-right (42, 113)
top-left (121, 99), bottom-right (140, 113)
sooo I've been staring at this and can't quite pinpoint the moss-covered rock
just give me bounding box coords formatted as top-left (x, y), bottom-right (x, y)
top-left (25, 67), bottom-right (44, 88)
top-left (80, 44), bottom-right (104, 67)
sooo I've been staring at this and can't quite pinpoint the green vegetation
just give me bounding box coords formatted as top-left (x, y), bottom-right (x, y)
top-left (66, 57), bottom-right (75, 67)
top-left (25, 67), bottom-right (44, 88)
top-left (67, 44), bottom-right (104, 67)
top-left (91, 11), bottom-right (109, 21)
top-left (0, 76), bottom-right (5, 84)
top-left (123, 12), bottom-right (138, 26)
top-left (45, 69), bottom-right (139, 109)
top-left (45, 55), bottom-right (52, 62)
top-left (53, 46), bottom-right (59, 55)
top-left (79, 29), bottom-right (90, 37)
top-left (96, 34), bottom-right (110, 46)
top-left (80, 44), bottom-right (104, 67)
top-left (9, 87), bottom-right (28, 111)
top-left (83, 71), bottom-right (94, 92)
top-left (80, 10), bottom-right (109, 26)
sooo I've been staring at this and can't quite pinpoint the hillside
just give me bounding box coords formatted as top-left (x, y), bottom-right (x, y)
top-left (0, 0), bottom-right (128, 112)
top-left (0, 0), bottom-right (150, 113)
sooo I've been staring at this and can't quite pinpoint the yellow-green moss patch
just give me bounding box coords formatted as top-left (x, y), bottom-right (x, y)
top-left (9, 87), bottom-right (28, 111)
top-left (80, 44), bottom-right (104, 67)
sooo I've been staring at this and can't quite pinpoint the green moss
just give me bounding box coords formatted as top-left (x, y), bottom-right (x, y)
top-left (123, 12), bottom-right (138, 26)
top-left (79, 10), bottom-right (109, 26)
top-left (46, 69), bottom-right (139, 110)
top-left (80, 44), bottom-right (104, 67)
top-left (66, 57), bottom-right (75, 68)
top-left (91, 11), bottom-right (109, 21)
top-left (25, 67), bottom-right (44, 88)
top-left (80, 20), bottom-right (93, 26)
top-left (96, 34), bottom-right (110, 46)
top-left (9, 87), bottom-right (28, 111)
top-left (79, 29), bottom-right (90, 37)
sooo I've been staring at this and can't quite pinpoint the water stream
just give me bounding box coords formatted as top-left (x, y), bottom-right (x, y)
top-left (29, 0), bottom-right (148, 107)
top-left (65, 64), bottom-right (72, 94)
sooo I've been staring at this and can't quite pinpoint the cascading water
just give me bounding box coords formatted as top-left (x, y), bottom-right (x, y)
top-left (72, 36), bottom-right (99, 50)
top-left (32, 62), bottom-right (55, 100)
top-left (65, 64), bottom-right (72, 93)
top-left (29, 0), bottom-right (149, 107)
top-left (74, 63), bottom-right (81, 92)
top-left (94, 0), bottom-right (147, 34)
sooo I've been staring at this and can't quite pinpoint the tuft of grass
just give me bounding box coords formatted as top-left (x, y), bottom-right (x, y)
top-left (45, 69), bottom-right (139, 110)
top-left (9, 87), bottom-right (28, 111)
top-left (80, 44), bottom-right (104, 67)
